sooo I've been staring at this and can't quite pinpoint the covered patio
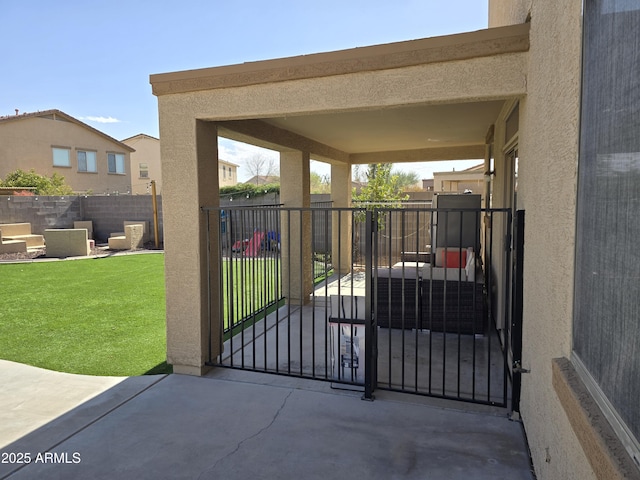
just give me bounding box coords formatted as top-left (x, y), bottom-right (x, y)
top-left (150, 22), bottom-right (528, 406)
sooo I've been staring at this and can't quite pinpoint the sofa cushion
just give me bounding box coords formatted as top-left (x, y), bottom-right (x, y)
top-left (442, 249), bottom-right (467, 268)
top-left (434, 247), bottom-right (472, 267)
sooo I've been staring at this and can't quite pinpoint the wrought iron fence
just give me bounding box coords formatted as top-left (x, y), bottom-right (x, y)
top-left (204, 204), bottom-right (515, 407)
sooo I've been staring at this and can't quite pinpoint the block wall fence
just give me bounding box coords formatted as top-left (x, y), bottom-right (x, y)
top-left (0, 192), bottom-right (429, 247)
top-left (0, 195), bottom-right (164, 243)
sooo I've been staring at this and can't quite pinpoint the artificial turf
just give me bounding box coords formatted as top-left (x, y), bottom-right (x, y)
top-left (0, 254), bottom-right (169, 376)
top-left (0, 253), bottom-right (328, 376)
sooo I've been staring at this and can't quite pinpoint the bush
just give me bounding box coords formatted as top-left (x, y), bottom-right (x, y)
top-left (0, 169), bottom-right (74, 195)
top-left (220, 182), bottom-right (280, 199)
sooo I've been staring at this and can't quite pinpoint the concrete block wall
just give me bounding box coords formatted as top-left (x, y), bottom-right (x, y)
top-left (81, 196), bottom-right (163, 243)
top-left (0, 196), bottom-right (82, 234)
top-left (0, 195), bottom-right (163, 244)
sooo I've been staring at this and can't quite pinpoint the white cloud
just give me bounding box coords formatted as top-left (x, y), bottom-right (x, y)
top-left (219, 138), bottom-right (334, 182)
top-left (218, 138), bottom-right (279, 182)
top-left (82, 116), bottom-right (121, 124)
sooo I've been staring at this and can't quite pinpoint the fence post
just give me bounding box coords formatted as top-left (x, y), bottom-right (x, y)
top-left (363, 210), bottom-right (377, 400)
top-left (511, 209), bottom-right (525, 414)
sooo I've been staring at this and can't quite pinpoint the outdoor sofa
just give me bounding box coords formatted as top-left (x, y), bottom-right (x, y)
top-left (375, 247), bottom-right (486, 335)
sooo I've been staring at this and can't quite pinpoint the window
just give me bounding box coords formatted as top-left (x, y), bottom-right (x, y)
top-left (77, 150), bottom-right (97, 172)
top-left (52, 147), bottom-right (70, 167)
top-left (139, 163), bottom-right (149, 178)
top-left (108, 153), bottom-right (125, 174)
top-left (574, 0), bottom-right (640, 459)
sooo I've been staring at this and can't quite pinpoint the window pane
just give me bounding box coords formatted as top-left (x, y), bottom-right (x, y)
top-left (574, 0), bottom-right (640, 443)
top-left (108, 153), bottom-right (116, 173)
top-left (86, 151), bottom-right (96, 172)
top-left (77, 151), bottom-right (87, 171)
top-left (52, 148), bottom-right (70, 167)
top-left (116, 154), bottom-right (125, 174)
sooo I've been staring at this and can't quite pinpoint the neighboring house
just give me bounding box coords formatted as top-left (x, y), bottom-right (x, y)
top-left (151, 2), bottom-right (640, 479)
top-left (244, 175), bottom-right (278, 186)
top-left (121, 133), bottom-right (239, 194)
top-left (0, 109), bottom-right (133, 195)
top-left (433, 163), bottom-right (485, 195)
top-left (122, 134), bottom-right (161, 195)
top-left (219, 159), bottom-right (239, 187)
top-left (421, 179), bottom-right (434, 192)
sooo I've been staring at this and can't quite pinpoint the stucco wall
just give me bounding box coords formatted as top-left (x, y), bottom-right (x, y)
top-left (489, 0), bottom-right (532, 27)
top-left (123, 135), bottom-right (162, 195)
top-left (0, 116), bottom-right (132, 194)
top-left (218, 161), bottom-right (238, 187)
top-left (514, 1), bottom-right (595, 479)
top-left (155, 55), bottom-right (527, 142)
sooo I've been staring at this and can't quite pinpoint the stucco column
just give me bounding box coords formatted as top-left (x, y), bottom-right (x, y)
top-left (280, 150), bottom-right (312, 305)
top-left (160, 115), bottom-right (220, 376)
top-left (330, 162), bottom-right (352, 274)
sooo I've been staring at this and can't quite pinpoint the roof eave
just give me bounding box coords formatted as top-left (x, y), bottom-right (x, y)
top-left (150, 23), bottom-right (530, 96)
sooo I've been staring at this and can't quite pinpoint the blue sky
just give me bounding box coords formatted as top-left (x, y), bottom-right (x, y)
top-left (1, 1), bottom-right (488, 181)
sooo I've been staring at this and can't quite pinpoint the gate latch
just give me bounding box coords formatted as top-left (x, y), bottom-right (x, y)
top-left (513, 361), bottom-right (530, 374)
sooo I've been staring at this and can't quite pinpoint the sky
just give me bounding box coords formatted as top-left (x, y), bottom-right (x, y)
top-left (1, 1), bottom-right (488, 182)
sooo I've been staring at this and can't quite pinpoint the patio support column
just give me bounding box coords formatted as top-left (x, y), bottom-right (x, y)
top-left (331, 162), bottom-right (352, 273)
top-left (280, 150), bottom-right (312, 305)
top-left (160, 115), bottom-right (221, 376)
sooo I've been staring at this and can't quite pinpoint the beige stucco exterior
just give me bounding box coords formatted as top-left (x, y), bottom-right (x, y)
top-left (151, 2), bottom-right (640, 478)
top-left (0, 110), bottom-right (133, 194)
top-left (122, 134), bottom-right (162, 195)
top-left (433, 164), bottom-right (485, 196)
top-left (122, 133), bottom-right (238, 194)
top-left (489, 2), bottom-right (600, 480)
top-left (218, 159), bottom-right (239, 187)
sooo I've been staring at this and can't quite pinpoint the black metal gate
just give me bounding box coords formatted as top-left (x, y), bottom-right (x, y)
top-left (361, 206), bottom-right (514, 406)
top-left (206, 204), bottom-right (519, 409)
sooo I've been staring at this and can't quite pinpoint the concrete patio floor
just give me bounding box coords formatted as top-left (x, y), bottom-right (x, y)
top-left (0, 360), bottom-right (535, 480)
top-left (220, 301), bottom-right (507, 405)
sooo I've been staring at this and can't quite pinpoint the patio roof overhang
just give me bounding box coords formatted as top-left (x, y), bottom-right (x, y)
top-left (150, 22), bottom-right (529, 166)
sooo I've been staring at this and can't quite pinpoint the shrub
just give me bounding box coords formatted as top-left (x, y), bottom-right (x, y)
top-left (220, 182), bottom-right (280, 199)
top-left (0, 169), bottom-right (74, 195)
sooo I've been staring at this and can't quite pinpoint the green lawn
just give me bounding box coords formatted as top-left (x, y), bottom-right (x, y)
top-left (222, 257), bottom-right (282, 329)
top-left (0, 254), bottom-right (169, 376)
top-left (0, 253), bottom-right (328, 377)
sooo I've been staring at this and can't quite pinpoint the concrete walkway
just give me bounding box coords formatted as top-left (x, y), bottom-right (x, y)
top-left (0, 360), bottom-right (535, 480)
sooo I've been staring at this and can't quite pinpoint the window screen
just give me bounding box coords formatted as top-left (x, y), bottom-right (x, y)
top-left (574, 0), bottom-right (640, 444)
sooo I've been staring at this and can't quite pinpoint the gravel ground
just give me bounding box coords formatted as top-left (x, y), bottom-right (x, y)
top-left (0, 248), bottom-right (47, 262)
top-left (0, 242), bottom-right (162, 262)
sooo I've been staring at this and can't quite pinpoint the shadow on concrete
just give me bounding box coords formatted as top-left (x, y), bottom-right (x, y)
top-left (0, 364), bottom-right (535, 480)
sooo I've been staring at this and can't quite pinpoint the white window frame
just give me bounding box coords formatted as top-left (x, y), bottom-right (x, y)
top-left (107, 152), bottom-right (126, 174)
top-left (77, 150), bottom-right (97, 172)
top-left (52, 147), bottom-right (71, 167)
